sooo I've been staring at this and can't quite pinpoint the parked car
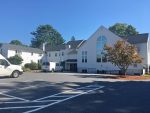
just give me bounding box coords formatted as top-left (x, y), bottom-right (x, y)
top-left (42, 62), bottom-right (63, 72)
top-left (0, 54), bottom-right (23, 78)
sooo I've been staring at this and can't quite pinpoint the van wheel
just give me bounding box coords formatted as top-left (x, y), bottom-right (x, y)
top-left (11, 71), bottom-right (20, 78)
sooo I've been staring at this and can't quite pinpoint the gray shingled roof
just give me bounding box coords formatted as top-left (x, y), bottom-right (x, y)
top-left (66, 40), bottom-right (84, 49)
top-left (0, 43), bottom-right (43, 53)
top-left (45, 40), bottom-right (84, 51)
top-left (68, 49), bottom-right (78, 55)
top-left (122, 33), bottom-right (149, 44)
top-left (45, 44), bottom-right (66, 51)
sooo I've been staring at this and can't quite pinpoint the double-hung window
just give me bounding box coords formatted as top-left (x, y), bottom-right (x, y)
top-left (82, 51), bottom-right (87, 63)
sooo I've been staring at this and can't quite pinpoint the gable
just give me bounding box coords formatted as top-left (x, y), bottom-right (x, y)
top-left (78, 26), bottom-right (123, 50)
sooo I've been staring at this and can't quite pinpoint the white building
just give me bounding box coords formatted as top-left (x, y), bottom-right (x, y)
top-left (43, 40), bottom-right (85, 71)
top-left (43, 26), bottom-right (149, 75)
top-left (0, 43), bottom-right (43, 65)
top-left (77, 26), bottom-right (148, 74)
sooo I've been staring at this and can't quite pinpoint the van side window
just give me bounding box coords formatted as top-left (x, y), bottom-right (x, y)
top-left (0, 59), bottom-right (9, 66)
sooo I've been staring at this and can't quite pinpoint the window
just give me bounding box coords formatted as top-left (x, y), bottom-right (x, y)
top-left (0, 59), bottom-right (9, 66)
top-left (82, 69), bottom-right (87, 73)
top-left (82, 51), bottom-right (87, 63)
top-left (85, 56), bottom-right (87, 63)
top-left (15, 50), bottom-right (22, 55)
top-left (49, 53), bottom-right (51, 57)
top-left (42, 62), bottom-right (50, 66)
top-left (62, 52), bottom-right (64, 56)
top-left (55, 53), bottom-right (57, 57)
top-left (0, 49), bottom-right (2, 54)
top-left (96, 36), bottom-right (107, 63)
top-left (56, 63), bottom-right (60, 66)
top-left (15, 50), bottom-right (18, 54)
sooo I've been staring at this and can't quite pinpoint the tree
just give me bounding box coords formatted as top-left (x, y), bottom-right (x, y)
top-left (7, 55), bottom-right (23, 65)
top-left (109, 23), bottom-right (139, 37)
top-left (31, 24), bottom-right (65, 48)
top-left (24, 62), bottom-right (38, 70)
top-left (70, 36), bottom-right (75, 41)
top-left (10, 40), bottom-right (23, 46)
top-left (105, 40), bottom-right (142, 76)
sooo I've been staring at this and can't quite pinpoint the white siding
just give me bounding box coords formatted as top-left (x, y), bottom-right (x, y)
top-left (0, 47), bottom-right (43, 66)
top-left (77, 26), bottom-right (143, 74)
top-left (135, 43), bottom-right (148, 66)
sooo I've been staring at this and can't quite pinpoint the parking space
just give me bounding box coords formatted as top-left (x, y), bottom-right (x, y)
top-left (0, 83), bottom-right (104, 113)
top-left (0, 73), bottom-right (105, 113)
top-left (0, 72), bottom-right (150, 113)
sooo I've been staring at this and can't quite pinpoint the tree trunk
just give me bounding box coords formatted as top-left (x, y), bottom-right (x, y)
top-left (121, 69), bottom-right (127, 77)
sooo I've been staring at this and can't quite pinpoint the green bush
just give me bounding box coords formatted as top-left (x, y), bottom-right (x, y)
top-left (24, 62), bottom-right (39, 70)
top-left (22, 67), bottom-right (31, 72)
top-left (7, 55), bottom-right (23, 65)
top-left (38, 63), bottom-right (41, 70)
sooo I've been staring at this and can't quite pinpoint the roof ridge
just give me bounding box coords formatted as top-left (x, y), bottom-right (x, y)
top-left (2, 43), bottom-right (42, 50)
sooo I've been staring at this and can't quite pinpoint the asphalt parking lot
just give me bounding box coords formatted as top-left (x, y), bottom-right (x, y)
top-left (0, 72), bottom-right (150, 113)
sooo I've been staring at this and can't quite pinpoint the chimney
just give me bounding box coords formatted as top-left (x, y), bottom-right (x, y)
top-left (68, 45), bottom-right (71, 49)
top-left (42, 42), bottom-right (47, 52)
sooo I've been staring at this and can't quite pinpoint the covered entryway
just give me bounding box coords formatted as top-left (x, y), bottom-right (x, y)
top-left (65, 59), bottom-right (77, 72)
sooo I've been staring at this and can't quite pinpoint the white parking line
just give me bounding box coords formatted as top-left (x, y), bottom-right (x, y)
top-left (0, 98), bottom-right (15, 100)
top-left (33, 85), bottom-right (94, 101)
top-left (0, 105), bottom-right (45, 110)
top-left (52, 95), bottom-right (71, 97)
top-left (24, 85), bottom-right (104, 113)
top-left (0, 84), bottom-right (104, 113)
top-left (0, 100), bottom-right (58, 104)
top-left (0, 93), bottom-right (29, 101)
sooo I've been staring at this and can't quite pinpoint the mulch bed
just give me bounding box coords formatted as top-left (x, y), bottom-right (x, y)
top-left (116, 75), bottom-right (150, 80)
top-left (100, 75), bottom-right (150, 80)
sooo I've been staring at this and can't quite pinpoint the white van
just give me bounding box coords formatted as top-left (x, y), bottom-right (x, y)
top-left (0, 54), bottom-right (23, 78)
top-left (42, 62), bottom-right (63, 72)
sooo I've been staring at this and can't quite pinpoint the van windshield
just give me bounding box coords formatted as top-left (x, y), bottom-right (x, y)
top-left (0, 59), bottom-right (9, 66)
top-left (42, 62), bottom-right (50, 66)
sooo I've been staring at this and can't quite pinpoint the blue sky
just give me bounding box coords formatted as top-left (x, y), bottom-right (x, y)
top-left (0, 0), bottom-right (150, 45)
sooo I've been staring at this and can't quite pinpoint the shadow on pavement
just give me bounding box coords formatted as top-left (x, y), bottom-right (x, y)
top-left (0, 75), bottom-right (150, 113)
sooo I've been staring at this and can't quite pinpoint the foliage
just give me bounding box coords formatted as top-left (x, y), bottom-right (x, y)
top-left (24, 62), bottom-right (39, 70)
top-left (10, 40), bottom-right (23, 46)
top-left (22, 66), bottom-right (31, 72)
top-left (31, 24), bottom-right (65, 48)
top-left (109, 23), bottom-right (139, 37)
top-left (70, 36), bottom-right (75, 41)
top-left (105, 40), bottom-right (142, 75)
top-left (7, 55), bottom-right (23, 65)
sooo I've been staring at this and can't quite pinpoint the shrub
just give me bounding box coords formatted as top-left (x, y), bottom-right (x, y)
top-left (7, 55), bottom-right (23, 65)
top-left (24, 62), bottom-right (38, 70)
top-left (22, 66), bottom-right (31, 72)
